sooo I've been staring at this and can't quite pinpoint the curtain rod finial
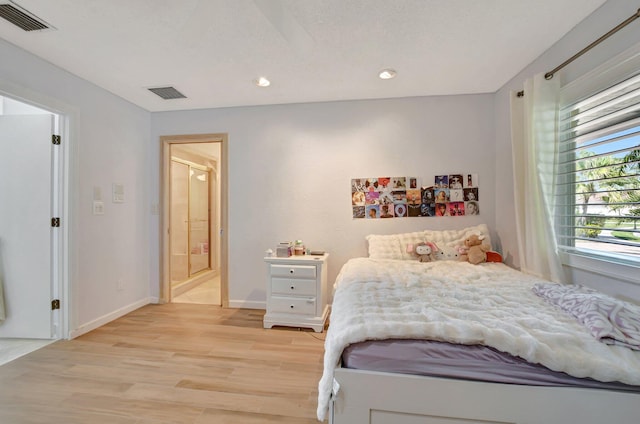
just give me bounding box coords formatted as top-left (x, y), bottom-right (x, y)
top-left (545, 72), bottom-right (554, 80)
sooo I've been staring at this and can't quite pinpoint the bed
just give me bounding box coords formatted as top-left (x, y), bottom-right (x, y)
top-left (317, 225), bottom-right (640, 423)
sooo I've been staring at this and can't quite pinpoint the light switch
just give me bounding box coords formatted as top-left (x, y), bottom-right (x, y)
top-left (93, 200), bottom-right (104, 215)
top-left (112, 183), bottom-right (124, 203)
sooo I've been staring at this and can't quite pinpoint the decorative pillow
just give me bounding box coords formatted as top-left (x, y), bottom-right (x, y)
top-left (367, 224), bottom-right (491, 261)
top-left (366, 230), bottom-right (426, 260)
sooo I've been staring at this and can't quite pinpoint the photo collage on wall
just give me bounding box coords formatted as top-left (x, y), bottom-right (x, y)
top-left (351, 174), bottom-right (479, 219)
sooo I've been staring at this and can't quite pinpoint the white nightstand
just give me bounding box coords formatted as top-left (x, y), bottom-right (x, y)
top-left (263, 254), bottom-right (329, 332)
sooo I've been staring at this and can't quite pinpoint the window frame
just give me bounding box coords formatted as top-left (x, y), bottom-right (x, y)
top-left (555, 44), bottom-right (640, 281)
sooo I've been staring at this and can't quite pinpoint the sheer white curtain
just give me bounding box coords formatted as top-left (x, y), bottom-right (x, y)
top-left (510, 73), bottom-right (565, 282)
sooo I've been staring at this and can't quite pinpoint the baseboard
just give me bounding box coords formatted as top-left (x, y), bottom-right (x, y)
top-left (228, 299), bottom-right (266, 310)
top-left (171, 270), bottom-right (215, 298)
top-left (69, 297), bottom-right (153, 339)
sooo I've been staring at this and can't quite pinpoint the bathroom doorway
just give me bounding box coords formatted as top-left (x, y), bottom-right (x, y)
top-left (161, 134), bottom-right (228, 306)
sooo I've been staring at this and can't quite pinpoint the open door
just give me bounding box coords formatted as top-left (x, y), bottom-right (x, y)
top-left (0, 114), bottom-right (56, 339)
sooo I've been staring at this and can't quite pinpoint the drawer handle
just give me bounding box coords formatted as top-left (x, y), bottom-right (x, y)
top-left (290, 286), bottom-right (295, 290)
top-left (290, 305), bottom-right (294, 309)
top-left (289, 269), bottom-right (294, 274)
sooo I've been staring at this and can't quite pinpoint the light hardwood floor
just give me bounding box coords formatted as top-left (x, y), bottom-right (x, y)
top-left (0, 304), bottom-right (327, 423)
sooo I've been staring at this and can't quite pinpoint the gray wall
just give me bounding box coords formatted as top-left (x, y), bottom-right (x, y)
top-left (150, 95), bottom-right (496, 307)
top-left (0, 38), bottom-right (152, 336)
top-left (1, 0), bottom-right (637, 337)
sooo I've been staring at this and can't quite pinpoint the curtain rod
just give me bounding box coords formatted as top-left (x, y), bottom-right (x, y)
top-left (545, 8), bottom-right (640, 80)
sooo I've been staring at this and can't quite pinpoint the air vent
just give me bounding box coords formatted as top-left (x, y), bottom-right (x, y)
top-left (0, 2), bottom-right (50, 31)
top-left (148, 86), bottom-right (187, 100)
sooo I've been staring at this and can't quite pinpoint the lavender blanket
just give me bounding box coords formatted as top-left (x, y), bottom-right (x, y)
top-left (533, 283), bottom-right (640, 351)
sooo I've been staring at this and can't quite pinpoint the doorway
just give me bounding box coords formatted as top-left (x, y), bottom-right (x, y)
top-left (0, 94), bottom-right (66, 361)
top-left (161, 134), bottom-right (228, 307)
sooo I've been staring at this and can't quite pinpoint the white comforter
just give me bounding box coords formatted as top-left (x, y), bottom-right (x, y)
top-left (317, 258), bottom-right (640, 421)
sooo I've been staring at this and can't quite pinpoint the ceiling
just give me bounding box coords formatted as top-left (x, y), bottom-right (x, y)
top-left (0, 0), bottom-right (608, 112)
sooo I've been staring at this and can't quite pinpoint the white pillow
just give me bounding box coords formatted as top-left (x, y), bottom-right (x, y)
top-left (366, 224), bottom-right (491, 261)
top-left (366, 230), bottom-right (426, 260)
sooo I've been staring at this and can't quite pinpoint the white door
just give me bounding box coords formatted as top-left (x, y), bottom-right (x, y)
top-left (0, 114), bottom-right (55, 338)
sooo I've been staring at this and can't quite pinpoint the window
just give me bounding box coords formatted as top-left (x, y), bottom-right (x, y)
top-left (555, 71), bottom-right (640, 264)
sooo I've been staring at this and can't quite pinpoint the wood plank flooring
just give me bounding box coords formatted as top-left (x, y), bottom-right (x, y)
top-left (0, 304), bottom-right (327, 423)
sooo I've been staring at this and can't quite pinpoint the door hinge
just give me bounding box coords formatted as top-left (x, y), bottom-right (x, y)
top-left (51, 299), bottom-right (60, 310)
top-left (52, 134), bottom-right (61, 145)
top-left (51, 217), bottom-right (60, 227)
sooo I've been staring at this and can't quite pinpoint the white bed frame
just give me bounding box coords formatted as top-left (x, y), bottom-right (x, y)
top-left (329, 366), bottom-right (639, 424)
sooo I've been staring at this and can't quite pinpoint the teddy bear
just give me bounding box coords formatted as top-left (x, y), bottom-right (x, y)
top-left (459, 234), bottom-right (490, 265)
top-left (413, 241), bottom-right (438, 262)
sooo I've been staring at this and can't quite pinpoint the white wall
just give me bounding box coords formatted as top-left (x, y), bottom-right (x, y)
top-left (151, 94), bottom-right (496, 307)
top-left (2, 0), bottom-right (637, 333)
top-left (0, 38), bottom-right (152, 336)
top-left (494, 0), bottom-right (640, 298)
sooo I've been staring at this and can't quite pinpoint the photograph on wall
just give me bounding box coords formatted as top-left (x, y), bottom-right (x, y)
top-left (365, 191), bottom-right (380, 205)
top-left (352, 191), bottom-right (365, 206)
top-left (406, 189), bottom-right (421, 206)
top-left (435, 188), bottom-right (449, 203)
top-left (464, 187), bottom-right (479, 201)
top-left (450, 188), bottom-right (464, 202)
top-left (366, 205), bottom-right (379, 219)
top-left (394, 203), bottom-right (408, 217)
top-left (466, 200), bottom-right (480, 215)
top-left (408, 202), bottom-right (421, 217)
top-left (449, 174), bottom-right (463, 189)
top-left (391, 177), bottom-right (407, 190)
top-left (380, 204), bottom-right (395, 218)
top-left (378, 192), bottom-right (393, 205)
top-left (352, 174), bottom-right (478, 219)
top-left (449, 201), bottom-right (465, 216)
top-left (378, 177), bottom-right (392, 191)
top-left (351, 178), bottom-right (367, 192)
top-left (435, 175), bottom-right (449, 188)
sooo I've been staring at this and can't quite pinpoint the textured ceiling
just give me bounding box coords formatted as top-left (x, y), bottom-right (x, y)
top-left (0, 0), bottom-right (608, 112)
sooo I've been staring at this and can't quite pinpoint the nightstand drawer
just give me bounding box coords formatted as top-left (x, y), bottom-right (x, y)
top-left (270, 296), bottom-right (316, 315)
top-left (270, 264), bottom-right (316, 279)
top-left (271, 278), bottom-right (316, 296)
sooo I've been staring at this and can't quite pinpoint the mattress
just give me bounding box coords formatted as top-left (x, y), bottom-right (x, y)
top-left (317, 257), bottom-right (640, 421)
top-left (342, 338), bottom-right (640, 393)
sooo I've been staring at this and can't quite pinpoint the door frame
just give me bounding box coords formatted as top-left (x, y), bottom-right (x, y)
top-left (0, 86), bottom-right (73, 339)
top-left (160, 133), bottom-right (228, 307)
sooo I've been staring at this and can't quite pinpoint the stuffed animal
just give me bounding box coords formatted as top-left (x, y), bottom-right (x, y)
top-left (433, 245), bottom-right (460, 261)
top-left (459, 234), bottom-right (490, 265)
top-left (413, 241), bottom-right (438, 262)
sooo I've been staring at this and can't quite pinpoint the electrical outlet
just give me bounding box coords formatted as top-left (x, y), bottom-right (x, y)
top-left (117, 278), bottom-right (124, 291)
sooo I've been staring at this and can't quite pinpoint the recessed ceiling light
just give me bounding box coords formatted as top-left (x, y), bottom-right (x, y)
top-left (254, 77), bottom-right (271, 87)
top-left (379, 69), bottom-right (397, 80)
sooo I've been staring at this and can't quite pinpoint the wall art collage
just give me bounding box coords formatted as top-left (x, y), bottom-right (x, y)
top-left (351, 174), bottom-right (479, 219)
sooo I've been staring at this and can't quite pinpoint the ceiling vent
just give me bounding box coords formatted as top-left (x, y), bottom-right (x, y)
top-left (0, 2), bottom-right (51, 31)
top-left (148, 86), bottom-right (187, 100)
